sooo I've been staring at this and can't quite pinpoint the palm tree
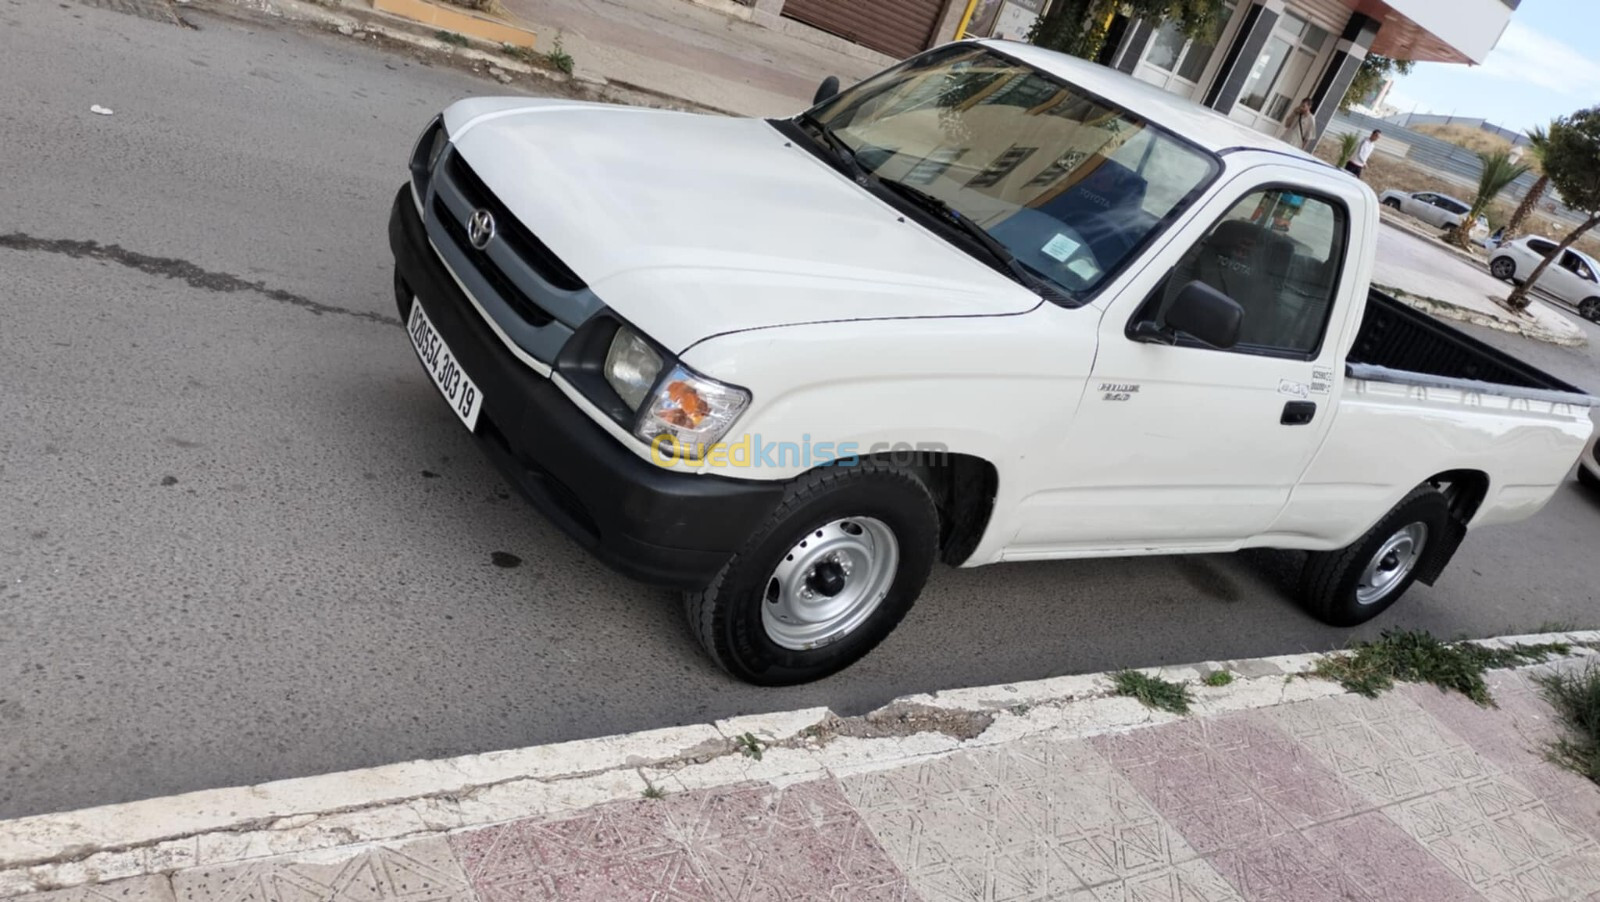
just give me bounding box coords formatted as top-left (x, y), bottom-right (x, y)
top-left (1448, 149), bottom-right (1530, 247)
top-left (1335, 132), bottom-right (1361, 168)
top-left (1502, 125), bottom-right (1552, 240)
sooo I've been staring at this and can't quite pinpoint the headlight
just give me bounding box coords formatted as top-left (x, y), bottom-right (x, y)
top-left (426, 126), bottom-right (449, 170)
top-left (604, 327), bottom-right (664, 410)
top-left (635, 365), bottom-right (751, 460)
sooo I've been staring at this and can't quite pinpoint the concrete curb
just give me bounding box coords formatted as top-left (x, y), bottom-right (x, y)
top-left (3, 631), bottom-right (1598, 897)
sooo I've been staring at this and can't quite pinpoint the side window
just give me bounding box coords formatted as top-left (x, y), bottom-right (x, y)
top-left (1414, 193), bottom-right (1434, 204)
top-left (1148, 187), bottom-right (1347, 356)
top-left (1529, 238), bottom-right (1557, 256)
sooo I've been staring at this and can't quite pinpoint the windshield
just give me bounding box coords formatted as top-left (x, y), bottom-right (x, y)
top-left (808, 45), bottom-right (1219, 299)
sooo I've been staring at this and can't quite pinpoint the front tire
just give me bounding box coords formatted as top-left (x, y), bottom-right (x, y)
top-left (1298, 486), bottom-right (1452, 627)
top-left (684, 462), bottom-right (938, 685)
top-left (1382, 198), bottom-right (1402, 210)
top-left (1580, 298), bottom-right (1600, 321)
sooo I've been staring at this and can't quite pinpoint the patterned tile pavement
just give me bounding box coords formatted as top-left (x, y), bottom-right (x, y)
top-left (19, 668), bottom-right (1600, 902)
top-left (448, 778), bottom-right (914, 901)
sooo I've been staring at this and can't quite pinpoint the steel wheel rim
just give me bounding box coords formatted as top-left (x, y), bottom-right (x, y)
top-left (1491, 258), bottom-right (1513, 279)
top-left (1582, 299), bottom-right (1599, 318)
top-left (762, 517), bottom-right (899, 651)
top-left (1356, 522), bottom-right (1428, 606)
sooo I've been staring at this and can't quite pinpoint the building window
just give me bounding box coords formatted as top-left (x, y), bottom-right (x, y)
top-left (1142, 2), bottom-right (1235, 85)
top-left (1241, 13), bottom-right (1329, 118)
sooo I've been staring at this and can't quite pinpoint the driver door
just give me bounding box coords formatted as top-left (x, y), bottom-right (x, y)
top-left (1008, 166), bottom-right (1362, 552)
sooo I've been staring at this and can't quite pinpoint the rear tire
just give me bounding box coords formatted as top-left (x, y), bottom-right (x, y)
top-left (1579, 464), bottom-right (1600, 489)
top-left (1490, 256), bottom-right (1516, 281)
top-left (1382, 198), bottom-right (1402, 210)
top-left (684, 462), bottom-right (938, 686)
top-left (1299, 486), bottom-right (1452, 627)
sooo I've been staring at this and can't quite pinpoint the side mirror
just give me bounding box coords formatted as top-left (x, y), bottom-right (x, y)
top-left (1140, 280), bottom-right (1243, 349)
top-left (813, 76), bottom-right (840, 106)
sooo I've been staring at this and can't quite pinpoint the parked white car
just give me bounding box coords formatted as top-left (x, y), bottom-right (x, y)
top-left (1379, 189), bottom-right (1488, 238)
top-left (1490, 236), bottom-right (1600, 320)
top-left (391, 42), bottom-right (1594, 684)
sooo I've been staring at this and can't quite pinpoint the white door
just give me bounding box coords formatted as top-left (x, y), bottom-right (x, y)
top-left (1557, 251), bottom-right (1598, 302)
top-left (1008, 168), bottom-right (1363, 552)
top-left (1131, 2), bottom-right (1237, 101)
top-left (1229, 13), bottom-right (1328, 133)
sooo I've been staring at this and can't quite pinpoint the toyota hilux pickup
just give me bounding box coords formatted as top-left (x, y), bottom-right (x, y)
top-left (389, 41), bottom-right (1594, 685)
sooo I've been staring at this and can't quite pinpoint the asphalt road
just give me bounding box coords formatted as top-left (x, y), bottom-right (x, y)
top-left (4, 0), bottom-right (1600, 821)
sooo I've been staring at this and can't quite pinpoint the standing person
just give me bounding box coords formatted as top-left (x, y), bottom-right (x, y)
top-left (1281, 98), bottom-right (1316, 151)
top-left (1346, 130), bottom-right (1381, 179)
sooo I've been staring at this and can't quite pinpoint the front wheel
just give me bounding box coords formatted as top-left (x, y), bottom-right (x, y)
top-left (684, 462), bottom-right (938, 685)
top-left (1580, 298), bottom-right (1600, 321)
top-left (1298, 486), bottom-right (1452, 626)
top-left (1382, 198), bottom-right (1402, 210)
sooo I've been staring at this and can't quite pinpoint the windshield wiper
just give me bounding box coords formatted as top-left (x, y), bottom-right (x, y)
top-left (875, 178), bottom-right (1043, 291)
top-left (797, 113), bottom-right (870, 182)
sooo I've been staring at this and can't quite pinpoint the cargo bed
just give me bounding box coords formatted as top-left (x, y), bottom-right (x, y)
top-left (1348, 290), bottom-right (1594, 407)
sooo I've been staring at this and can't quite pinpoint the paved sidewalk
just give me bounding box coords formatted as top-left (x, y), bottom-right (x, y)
top-left (7, 635), bottom-right (1600, 901)
top-left (493, 0), bottom-right (892, 115)
top-left (1376, 221), bottom-right (1586, 347)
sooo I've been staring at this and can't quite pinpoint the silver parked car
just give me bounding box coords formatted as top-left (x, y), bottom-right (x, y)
top-left (1489, 236), bottom-right (1600, 320)
top-left (1379, 189), bottom-right (1489, 238)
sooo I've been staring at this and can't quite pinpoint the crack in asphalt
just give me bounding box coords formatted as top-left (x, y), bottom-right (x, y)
top-left (0, 233), bottom-right (401, 327)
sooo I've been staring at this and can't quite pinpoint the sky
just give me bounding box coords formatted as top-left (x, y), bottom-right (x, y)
top-left (1384, 1), bottom-right (1600, 135)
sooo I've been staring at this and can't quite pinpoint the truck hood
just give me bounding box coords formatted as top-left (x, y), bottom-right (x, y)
top-left (445, 98), bottom-right (1040, 353)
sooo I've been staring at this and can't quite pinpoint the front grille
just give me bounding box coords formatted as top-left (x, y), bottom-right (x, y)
top-left (433, 196), bottom-right (555, 327)
top-left (443, 154), bottom-right (586, 292)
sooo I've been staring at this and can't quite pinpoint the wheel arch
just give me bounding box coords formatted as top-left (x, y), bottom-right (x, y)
top-left (795, 450), bottom-right (999, 567)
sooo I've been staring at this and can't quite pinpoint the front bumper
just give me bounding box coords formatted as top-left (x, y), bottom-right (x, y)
top-left (388, 187), bottom-right (784, 588)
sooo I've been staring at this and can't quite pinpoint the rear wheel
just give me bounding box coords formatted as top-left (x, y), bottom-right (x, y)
top-left (684, 462), bottom-right (938, 685)
top-left (1490, 256), bottom-right (1517, 281)
top-left (1579, 464), bottom-right (1600, 489)
top-left (1580, 297), bottom-right (1600, 321)
top-left (1382, 198), bottom-right (1402, 210)
top-left (1299, 486), bottom-right (1451, 627)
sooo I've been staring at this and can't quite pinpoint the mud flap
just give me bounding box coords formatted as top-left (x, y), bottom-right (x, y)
top-left (1414, 508), bottom-right (1468, 585)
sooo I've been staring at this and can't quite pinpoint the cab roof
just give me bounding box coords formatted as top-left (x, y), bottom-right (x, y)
top-left (978, 39), bottom-right (1322, 162)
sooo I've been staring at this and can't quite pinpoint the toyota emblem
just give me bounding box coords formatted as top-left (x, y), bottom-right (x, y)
top-left (467, 209), bottom-right (496, 250)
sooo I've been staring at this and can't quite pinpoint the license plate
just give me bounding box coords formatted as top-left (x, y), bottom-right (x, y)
top-left (407, 298), bottom-right (483, 431)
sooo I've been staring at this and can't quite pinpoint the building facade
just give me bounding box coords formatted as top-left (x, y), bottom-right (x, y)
top-left (1102, 0), bottom-right (1515, 141)
top-left (756, 0), bottom-right (1514, 145)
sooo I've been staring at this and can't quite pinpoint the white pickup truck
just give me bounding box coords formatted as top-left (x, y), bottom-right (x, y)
top-left (389, 42), bottom-right (1593, 685)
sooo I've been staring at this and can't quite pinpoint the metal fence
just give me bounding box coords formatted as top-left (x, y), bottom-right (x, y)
top-left (1325, 111), bottom-right (1589, 231)
top-left (1382, 112), bottom-right (1530, 148)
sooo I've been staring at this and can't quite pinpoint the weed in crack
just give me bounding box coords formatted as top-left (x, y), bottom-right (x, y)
top-left (1113, 670), bottom-right (1191, 715)
top-left (735, 732), bottom-right (764, 761)
top-left (1203, 670), bottom-right (1234, 688)
top-left (1314, 629), bottom-right (1568, 706)
top-left (1536, 666), bottom-right (1600, 785)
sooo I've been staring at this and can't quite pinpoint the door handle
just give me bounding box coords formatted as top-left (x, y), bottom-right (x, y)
top-left (1282, 400), bottom-right (1317, 425)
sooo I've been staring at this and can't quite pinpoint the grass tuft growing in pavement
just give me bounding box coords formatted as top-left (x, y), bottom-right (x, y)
top-left (1536, 667), bottom-right (1600, 785)
top-left (641, 784), bottom-right (667, 800)
top-left (434, 30), bottom-right (470, 47)
top-left (545, 35), bottom-right (575, 75)
top-left (1314, 629), bottom-right (1569, 706)
top-left (1203, 670), bottom-right (1234, 688)
top-left (735, 732), bottom-right (764, 761)
top-left (1113, 670), bottom-right (1192, 715)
